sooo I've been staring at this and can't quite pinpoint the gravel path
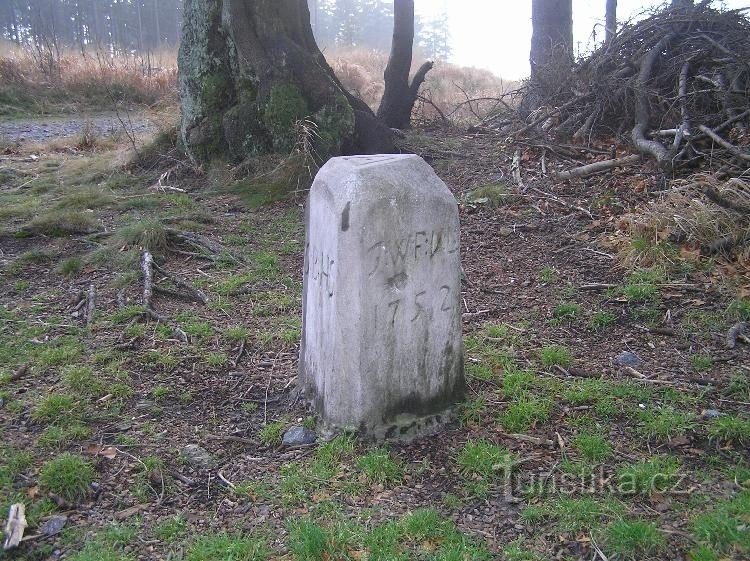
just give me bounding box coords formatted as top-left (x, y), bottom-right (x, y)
top-left (0, 113), bottom-right (153, 143)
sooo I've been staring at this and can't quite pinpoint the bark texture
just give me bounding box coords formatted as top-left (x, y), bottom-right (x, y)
top-left (605, 0), bottom-right (617, 44)
top-left (376, 0), bottom-right (433, 129)
top-left (178, 0), bottom-right (393, 165)
top-left (529, 0), bottom-right (573, 89)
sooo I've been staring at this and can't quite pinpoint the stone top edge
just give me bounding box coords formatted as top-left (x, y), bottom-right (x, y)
top-left (325, 153), bottom-right (421, 169)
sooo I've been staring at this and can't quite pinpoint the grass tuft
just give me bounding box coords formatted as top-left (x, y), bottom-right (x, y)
top-left (603, 519), bottom-right (665, 559)
top-left (39, 453), bottom-right (95, 502)
top-left (356, 448), bottom-right (403, 487)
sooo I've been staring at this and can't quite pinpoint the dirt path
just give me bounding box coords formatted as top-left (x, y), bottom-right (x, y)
top-left (0, 112), bottom-right (154, 143)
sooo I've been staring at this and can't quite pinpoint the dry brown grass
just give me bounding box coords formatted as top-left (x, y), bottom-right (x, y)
top-left (616, 174), bottom-right (750, 268)
top-left (326, 47), bottom-right (517, 126)
top-left (0, 42), bottom-right (512, 126)
top-left (0, 42), bottom-right (178, 116)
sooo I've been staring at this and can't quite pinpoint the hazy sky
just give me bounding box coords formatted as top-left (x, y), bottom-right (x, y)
top-left (414, 0), bottom-right (749, 79)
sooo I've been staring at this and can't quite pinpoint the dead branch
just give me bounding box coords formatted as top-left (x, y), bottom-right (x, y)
top-left (141, 251), bottom-right (154, 310)
top-left (555, 154), bottom-right (641, 179)
top-left (698, 124), bottom-right (750, 162)
top-left (631, 33), bottom-right (675, 165)
top-left (3, 504), bottom-right (26, 551)
top-left (152, 261), bottom-right (208, 304)
top-left (85, 284), bottom-right (97, 326)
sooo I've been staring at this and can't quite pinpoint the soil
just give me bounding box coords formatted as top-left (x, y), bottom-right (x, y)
top-left (0, 121), bottom-right (748, 561)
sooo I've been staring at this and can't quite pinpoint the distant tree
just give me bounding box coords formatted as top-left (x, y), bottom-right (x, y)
top-left (377, 0), bottom-right (432, 128)
top-left (178, 0), bottom-right (393, 166)
top-left (418, 12), bottom-right (451, 61)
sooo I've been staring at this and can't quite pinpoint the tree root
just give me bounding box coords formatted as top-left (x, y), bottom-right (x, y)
top-left (135, 250), bottom-right (192, 343)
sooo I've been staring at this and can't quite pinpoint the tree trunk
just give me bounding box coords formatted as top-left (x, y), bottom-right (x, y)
top-left (605, 0), bottom-right (617, 44)
top-left (178, 0), bottom-right (393, 166)
top-left (154, 0), bottom-right (161, 48)
top-left (376, 0), bottom-right (433, 129)
top-left (136, 0), bottom-right (144, 52)
top-left (529, 0), bottom-right (573, 93)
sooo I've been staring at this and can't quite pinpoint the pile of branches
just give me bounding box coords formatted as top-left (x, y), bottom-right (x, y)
top-left (508, 2), bottom-right (750, 174)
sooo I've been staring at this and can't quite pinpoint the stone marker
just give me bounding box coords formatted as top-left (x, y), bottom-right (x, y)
top-left (299, 154), bottom-right (464, 439)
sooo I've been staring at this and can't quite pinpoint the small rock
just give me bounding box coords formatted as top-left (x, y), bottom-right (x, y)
top-left (701, 409), bottom-right (721, 419)
top-left (282, 426), bottom-right (317, 447)
top-left (40, 515), bottom-right (68, 536)
top-left (614, 351), bottom-right (642, 367)
top-left (182, 444), bottom-right (216, 470)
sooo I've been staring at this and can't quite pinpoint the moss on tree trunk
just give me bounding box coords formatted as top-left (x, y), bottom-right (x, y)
top-left (178, 0), bottom-right (392, 166)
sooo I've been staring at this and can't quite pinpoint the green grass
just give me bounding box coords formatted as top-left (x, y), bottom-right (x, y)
top-left (708, 415), bottom-right (750, 444)
top-left (258, 420), bottom-right (286, 446)
top-left (58, 256), bottom-right (83, 277)
top-left (538, 345), bottom-right (572, 369)
top-left (589, 310), bottom-right (616, 331)
top-left (465, 361), bottom-right (495, 382)
top-left (503, 539), bottom-right (545, 561)
top-left (538, 267), bottom-right (558, 284)
top-left (465, 183), bottom-right (517, 207)
top-left (356, 448), bottom-right (403, 487)
top-left (550, 302), bottom-right (581, 325)
top-left (62, 365), bottom-right (103, 395)
top-left (186, 532), bottom-right (269, 561)
top-left (66, 545), bottom-right (132, 561)
top-left (457, 439), bottom-right (517, 480)
top-left (313, 434), bottom-right (355, 471)
top-left (206, 351), bottom-right (228, 367)
top-left (523, 496), bottom-right (625, 533)
top-left (458, 397), bottom-right (486, 426)
top-left (617, 456), bottom-right (681, 495)
top-left (153, 514), bottom-right (187, 543)
top-left (603, 519), bottom-right (665, 559)
top-left (620, 268), bottom-right (665, 302)
top-left (223, 326), bottom-right (249, 341)
top-left (39, 338), bottom-right (83, 367)
top-left (38, 424), bottom-right (91, 448)
top-left (692, 491), bottom-right (750, 555)
top-left (637, 406), bottom-right (696, 441)
top-left (39, 453), bottom-right (95, 502)
top-left (152, 385), bottom-right (171, 401)
top-left (562, 378), bottom-right (608, 405)
top-left (32, 393), bottom-right (78, 424)
top-left (727, 298), bottom-right (750, 321)
top-left (113, 218), bottom-right (169, 254)
top-left (690, 354), bottom-right (714, 371)
top-left (286, 519), bottom-right (335, 561)
top-left (572, 433), bottom-right (612, 462)
top-left (501, 369), bottom-right (536, 399)
top-left (498, 396), bottom-right (551, 432)
top-left (24, 208), bottom-right (99, 237)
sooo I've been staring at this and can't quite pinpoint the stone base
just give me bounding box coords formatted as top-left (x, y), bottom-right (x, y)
top-left (315, 406), bottom-right (459, 442)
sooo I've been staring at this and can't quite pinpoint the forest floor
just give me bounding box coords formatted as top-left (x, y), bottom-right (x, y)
top-left (0, 114), bottom-right (748, 561)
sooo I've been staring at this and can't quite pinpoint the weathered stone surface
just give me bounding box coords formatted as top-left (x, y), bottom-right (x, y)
top-left (182, 444), bottom-right (216, 470)
top-left (282, 426), bottom-right (317, 447)
top-left (300, 154), bottom-right (465, 440)
top-left (614, 351), bottom-right (642, 367)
